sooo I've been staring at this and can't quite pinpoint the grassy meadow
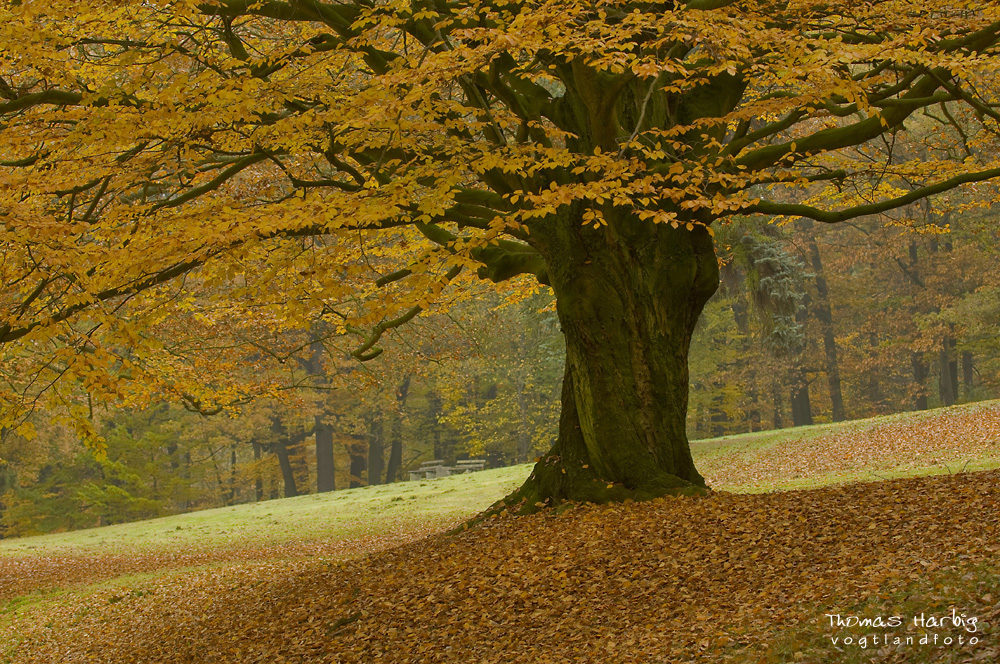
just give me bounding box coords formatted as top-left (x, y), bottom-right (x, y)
top-left (3, 400), bottom-right (1000, 663)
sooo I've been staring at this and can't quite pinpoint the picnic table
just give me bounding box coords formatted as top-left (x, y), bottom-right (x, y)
top-left (407, 459), bottom-right (486, 481)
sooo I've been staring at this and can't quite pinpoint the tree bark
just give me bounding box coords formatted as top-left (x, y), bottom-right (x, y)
top-left (503, 219), bottom-right (718, 509)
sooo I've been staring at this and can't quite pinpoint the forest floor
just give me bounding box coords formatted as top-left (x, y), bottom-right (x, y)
top-left (3, 400), bottom-right (1000, 663)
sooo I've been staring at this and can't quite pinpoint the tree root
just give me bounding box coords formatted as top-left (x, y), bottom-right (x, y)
top-left (446, 455), bottom-right (709, 536)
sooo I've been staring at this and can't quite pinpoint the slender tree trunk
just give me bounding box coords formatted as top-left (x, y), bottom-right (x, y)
top-left (709, 393), bottom-right (729, 437)
top-left (228, 443), bottom-right (237, 506)
top-left (514, 375), bottom-right (534, 462)
top-left (367, 414), bottom-right (384, 486)
top-left (912, 352), bottom-right (929, 411)
top-left (807, 236), bottom-right (845, 421)
top-left (695, 401), bottom-right (708, 439)
top-left (252, 440), bottom-right (264, 501)
top-left (300, 339), bottom-right (337, 493)
top-left (269, 417), bottom-right (299, 497)
top-left (315, 417), bottom-right (335, 493)
top-left (772, 382), bottom-right (784, 430)
top-left (273, 440), bottom-right (298, 498)
top-left (962, 351), bottom-right (974, 395)
top-left (790, 372), bottom-right (813, 427)
top-left (939, 339), bottom-right (957, 407)
top-left (384, 375), bottom-right (411, 483)
top-left (748, 388), bottom-right (762, 432)
top-left (948, 334), bottom-right (959, 401)
top-left (166, 441), bottom-right (181, 472)
top-left (427, 390), bottom-right (445, 460)
top-left (506, 219), bottom-right (718, 508)
top-left (347, 435), bottom-right (367, 488)
top-left (866, 331), bottom-right (884, 411)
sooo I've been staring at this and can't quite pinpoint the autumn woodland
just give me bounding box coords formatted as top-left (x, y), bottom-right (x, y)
top-left (3, 0), bottom-right (1000, 662)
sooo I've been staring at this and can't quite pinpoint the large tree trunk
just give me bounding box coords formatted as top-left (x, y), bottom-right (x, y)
top-left (505, 221), bottom-right (718, 509)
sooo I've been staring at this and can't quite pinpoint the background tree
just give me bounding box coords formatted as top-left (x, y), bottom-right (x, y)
top-left (3, 0), bottom-right (1000, 510)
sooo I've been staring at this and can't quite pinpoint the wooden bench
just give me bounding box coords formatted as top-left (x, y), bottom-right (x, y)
top-left (406, 459), bottom-right (486, 480)
top-left (453, 459), bottom-right (486, 473)
top-left (407, 460), bottom-right (449, 481)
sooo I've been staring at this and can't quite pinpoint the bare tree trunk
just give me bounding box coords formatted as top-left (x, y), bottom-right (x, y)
top-left (384, 375), bottom-right (411, 483)
top-left (912, 352), bottom-right (929, 411)
top-left (938, 338), bottom-right (957, 407)
top-left (315, 418), bottom-right (335, 493)
top-left (273, 439), bottom-right (298, 498)
top-left (252, 440), bottom-right (264, 501)
top-left (347, 436), bottom-right (367, 488)
top-left (790, 385), bottom-right (813, 426)
top-left (772, 383), bottom-right (784, 430)
top-left (962, 351), bottom-right (974, 395)
top-left (807, 235), bottom-right (845, 421)
top-left (228, 443), bottom-right (237, 505)
top-left (367, 414), bottom-right (384, 486)
top-left (866, 331), bottom-right (884, 411)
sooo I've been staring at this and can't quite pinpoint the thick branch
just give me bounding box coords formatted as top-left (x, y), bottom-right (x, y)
top-left (350, 264), bottom-right (462, 361)
top-left (747, 166), bottom-right (1000, 223)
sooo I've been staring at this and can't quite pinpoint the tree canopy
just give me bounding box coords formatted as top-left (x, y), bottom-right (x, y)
top-left (3, 0), bottom-right (1000, 507)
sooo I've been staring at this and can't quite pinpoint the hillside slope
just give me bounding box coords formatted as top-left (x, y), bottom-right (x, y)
top-left (4, 401), bottom-right (1000, 663)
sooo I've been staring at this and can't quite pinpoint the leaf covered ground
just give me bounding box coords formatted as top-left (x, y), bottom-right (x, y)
top-left (4, 403), bottom-right (1000, 663)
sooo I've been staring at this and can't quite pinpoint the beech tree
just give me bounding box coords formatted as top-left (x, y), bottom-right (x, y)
top-left (3, 0), bottom-right (1000, 508)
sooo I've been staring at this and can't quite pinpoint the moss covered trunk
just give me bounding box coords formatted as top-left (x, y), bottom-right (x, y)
top-left (507, 216), bottom-right (718, 510)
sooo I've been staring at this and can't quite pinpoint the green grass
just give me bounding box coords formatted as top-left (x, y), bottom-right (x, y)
top-left (0, 465), bottom-right (529, 558)
top-left (3, 401), bottom-right (1000, 663)
top-left (5, 400), bottom-right (998, 559)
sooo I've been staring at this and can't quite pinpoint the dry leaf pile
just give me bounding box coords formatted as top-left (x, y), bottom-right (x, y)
top-left (6, 470), bottom-right (1000, 663)
top-left (0, 515), bottom-right (461, 604)
top-left (699, 402), bottom-right (1000, 487)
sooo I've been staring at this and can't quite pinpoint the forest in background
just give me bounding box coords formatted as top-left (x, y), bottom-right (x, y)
top-left (2, 205), bottom-right (998, 537)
